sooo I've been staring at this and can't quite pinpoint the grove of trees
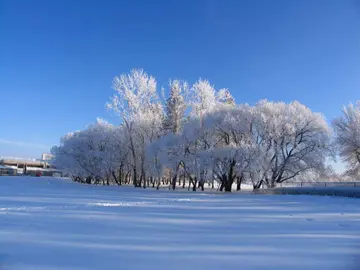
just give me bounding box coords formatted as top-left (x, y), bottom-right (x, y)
top-left (51, 69), bottom-right (360, 191)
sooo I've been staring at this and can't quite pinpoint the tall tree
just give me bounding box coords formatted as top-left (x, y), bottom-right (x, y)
top-left (190, 79), bottom-right (235, 119)
top-left (190, 79), bottom-right (217, 119)
top-left (163, 80), bottom-right (187, 135)
top-left (333, 101), bottom-right (360, 177)
top-left (107, 69), bottom-right (164, 187)
top-left (162, 80), bottom-right (188, 189)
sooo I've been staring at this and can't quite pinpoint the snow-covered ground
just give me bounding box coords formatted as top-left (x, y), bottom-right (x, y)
top-left (0, 177), bottom-right (360, 270)
top-left (268, 186), bottom-right (360, 198)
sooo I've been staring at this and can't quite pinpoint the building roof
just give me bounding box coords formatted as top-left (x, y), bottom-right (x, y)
top-left (0, 158), bottom-right (49, 167)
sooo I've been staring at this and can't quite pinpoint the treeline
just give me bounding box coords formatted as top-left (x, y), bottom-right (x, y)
top-left (51, 69), bottom-right (360, 191)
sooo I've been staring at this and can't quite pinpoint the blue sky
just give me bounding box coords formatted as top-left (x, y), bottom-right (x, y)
top-left (0, 0), bottom-right (359, 170)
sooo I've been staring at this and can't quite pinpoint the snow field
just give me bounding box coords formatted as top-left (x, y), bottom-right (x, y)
top-left (267, 186), bottom-right (360, 198)
top-left (0, 176), bottom-right (360, 270)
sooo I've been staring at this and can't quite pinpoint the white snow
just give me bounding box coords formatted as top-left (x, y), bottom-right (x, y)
top-left (0, 176), bottom-right (360, 270)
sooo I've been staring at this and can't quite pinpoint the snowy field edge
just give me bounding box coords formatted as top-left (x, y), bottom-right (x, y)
top-left (1, 176), bottom-right (360, 270)
top-left (263, 186), bottom-right (360, 198)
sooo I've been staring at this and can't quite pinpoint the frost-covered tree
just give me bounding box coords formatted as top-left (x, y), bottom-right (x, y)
top-left (52, 68), bottom-right (334, 191)
top-left (196, 105), bottom-right (255, 191)
top-left (333, 101), bottom-right (360, 178)
top-left (217, 89), bottom-right (236, 107)
top-left (180, 118), bottom-right (213, 191)
top-left (251, 100), bottom-right (331, 188)
top-left (163, 80), bottom-right (187, 135)
top-left (107, 69), bottom-right (164, 187)
top-left (147, 100), bottom-right (331, 191)
top-left (52, 119), bottom-right (133, 185)
top-left (190, 79), bottom-right (235, 119)
top-left (155, 105), bottom-right (252, 191)
top-left (52, 119), bottom-right (114, 184)
top-left (105, 125), bottom-right (130, 185)
top-left (190, 79), bottom-right (217, 118)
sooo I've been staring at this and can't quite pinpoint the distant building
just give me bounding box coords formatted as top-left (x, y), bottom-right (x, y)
top-left (41, 153), bottom-right (54, 161)
top-left (0, 153), bottom-right (61, 177)
top-left (0, 165), bottom-right (17, 176)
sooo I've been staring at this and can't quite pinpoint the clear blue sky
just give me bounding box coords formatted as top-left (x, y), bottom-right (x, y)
top-left (1, 0), bottom-right (360, 165)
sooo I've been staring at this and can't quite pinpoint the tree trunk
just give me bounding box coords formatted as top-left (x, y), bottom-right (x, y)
top-left (219, 181), bottom-right (224, 191)
top-left (236, 175), bottom-right (243, 191)
top-left (142, 169), bottom-right (146, 189)
top-left (224, 182), bottom-right (232, 192)
top-left (199, 181), bottom-right (204, 191)
top-left (236, 181), bottom-right (241, 191)
top-left (172, 164), bottom-right (180, 190)
top-left (156, 177), bottom-right (161, 190)
top-left (118, 167), bottom-right (123, 185)
top-left (133, 167), bottom-right (138, 187)
top-left (219, 173), bottom-right (228, 191)
top-left (125, 172), bottom-right (130, 185)
top-left (171, 174), bottom-right (177, 190)
top-left (253, 180), bottom-right (263, 190)
top-left (111, 171), bottom-right (118, 185)
top-left (192, 179), bottom-right (197, 192)
top-left (224, 160), bottom-right (236, 192)
top-left (86, 176), bottom-right (92, 184)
